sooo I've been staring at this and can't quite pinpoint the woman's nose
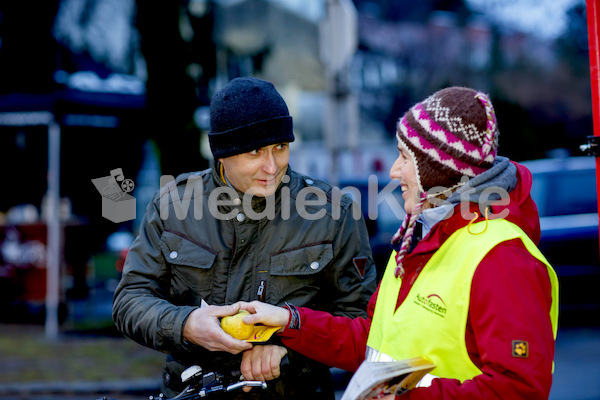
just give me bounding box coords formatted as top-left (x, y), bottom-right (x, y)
top-left (390, 159), bottom-right (401, 180)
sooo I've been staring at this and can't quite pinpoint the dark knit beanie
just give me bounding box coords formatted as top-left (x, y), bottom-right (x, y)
top-left (209, 77), bottom-right (294, 158)
top-left (396, 86), bottom-right (499, 197)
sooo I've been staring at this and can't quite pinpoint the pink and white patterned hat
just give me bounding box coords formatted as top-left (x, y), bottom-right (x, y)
top-left (396, 86), bottom-right (499, 196)
top-left (391, 87), bottom-right (499, 278)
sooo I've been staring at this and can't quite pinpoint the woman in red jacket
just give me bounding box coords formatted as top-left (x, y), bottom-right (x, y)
top-left (239, 87), bottom-right (558, 400)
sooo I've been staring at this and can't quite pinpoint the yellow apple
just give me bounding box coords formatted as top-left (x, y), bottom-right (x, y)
top-left (221, 310), bottom-right (254, 340)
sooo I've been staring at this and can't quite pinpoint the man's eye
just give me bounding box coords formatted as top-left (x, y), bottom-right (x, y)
top-left (276, 144), bottom-right (287, 150)
top-left (249, 149), bottom-right (260, 155)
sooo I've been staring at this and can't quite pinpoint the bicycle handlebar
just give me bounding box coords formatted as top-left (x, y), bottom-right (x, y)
top-left (97, 355), bottom-right (289, 400)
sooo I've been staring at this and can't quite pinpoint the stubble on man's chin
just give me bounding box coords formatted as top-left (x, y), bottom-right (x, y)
top-left (245, 186), bottom-right (275, 198)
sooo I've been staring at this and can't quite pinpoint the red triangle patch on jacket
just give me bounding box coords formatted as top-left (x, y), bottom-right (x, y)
top-left (353, 257), bottom-right (368, 279)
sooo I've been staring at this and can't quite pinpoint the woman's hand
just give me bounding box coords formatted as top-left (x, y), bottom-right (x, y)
top-left (240, 300), bottom-right (291, 330)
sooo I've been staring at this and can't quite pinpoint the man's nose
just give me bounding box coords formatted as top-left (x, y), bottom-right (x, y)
top-left (262, 152), bottom-right (277, 174)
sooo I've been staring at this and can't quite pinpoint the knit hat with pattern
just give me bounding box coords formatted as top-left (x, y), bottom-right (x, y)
top-left (209, 77), bottom-right (294, 159)
top-left (396, 86), bottom-right (499, 197)
top-left (391, 87), bottom-right (499, 278)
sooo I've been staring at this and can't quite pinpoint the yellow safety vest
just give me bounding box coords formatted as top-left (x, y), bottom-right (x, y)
top-left (367, 219), bottom-right (558, 382)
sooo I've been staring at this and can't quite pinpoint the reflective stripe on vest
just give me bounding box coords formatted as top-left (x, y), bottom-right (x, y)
top-left (366, 219), bottom-right (559, 382)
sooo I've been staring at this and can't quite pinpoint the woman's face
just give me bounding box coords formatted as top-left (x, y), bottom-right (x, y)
top-left (390, 145), bottom-right (421, 214)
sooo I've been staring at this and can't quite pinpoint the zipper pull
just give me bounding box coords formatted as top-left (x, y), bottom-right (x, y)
top-left (257, 280), bottom-right (265, 301)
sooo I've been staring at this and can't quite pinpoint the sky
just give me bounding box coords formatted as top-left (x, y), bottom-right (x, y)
top-left (465, 0), bottom-right (585, 40)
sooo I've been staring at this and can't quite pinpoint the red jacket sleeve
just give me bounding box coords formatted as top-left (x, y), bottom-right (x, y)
top-left (403, 239), bottom-right (556, 400)
top-left (278, 287), bottom-right (379, 372)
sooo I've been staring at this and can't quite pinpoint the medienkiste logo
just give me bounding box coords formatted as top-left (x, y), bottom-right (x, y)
top-left (414, 293), bottom-right (447, 317)
top-left (91, 168), bottom-right (136, 223)
top-left (90, 171), bottom-right (512, 224)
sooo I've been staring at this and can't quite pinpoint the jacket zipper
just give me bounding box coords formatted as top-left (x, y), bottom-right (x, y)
top-left (257, 280), bottom-right (265, 301)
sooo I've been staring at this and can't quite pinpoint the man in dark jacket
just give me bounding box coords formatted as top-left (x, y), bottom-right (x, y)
top-left (112, 77), bottom-right (377, 399)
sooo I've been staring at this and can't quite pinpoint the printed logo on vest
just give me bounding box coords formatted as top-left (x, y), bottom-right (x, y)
top-left (512, 340), bottom-right (529, 358)
top-left (414, 293), bottom-right (447, 317)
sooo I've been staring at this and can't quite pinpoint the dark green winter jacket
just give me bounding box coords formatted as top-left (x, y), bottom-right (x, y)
top-left (112, 165), bottom-right (377, 399)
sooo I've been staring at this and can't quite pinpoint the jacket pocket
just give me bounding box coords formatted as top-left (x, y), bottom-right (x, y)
top-left (269, 243), bottom-right (334, 304)
top-left (159, 231), bottom-right (216, 304)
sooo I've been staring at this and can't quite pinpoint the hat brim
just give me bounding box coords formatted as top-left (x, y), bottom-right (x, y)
top-left (209, 116), bottom-right (294, 158)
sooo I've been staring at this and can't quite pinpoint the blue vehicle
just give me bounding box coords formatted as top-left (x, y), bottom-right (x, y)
top-left (520, 156), bottom-right (599, 326)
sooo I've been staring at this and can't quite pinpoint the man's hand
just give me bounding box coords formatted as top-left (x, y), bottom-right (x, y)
top-left (240, 344), bottom-right (288, 392)
top-left (183, 303), bottom-right (253, 354)
top-left (240, 301), bottom-right (290, 329)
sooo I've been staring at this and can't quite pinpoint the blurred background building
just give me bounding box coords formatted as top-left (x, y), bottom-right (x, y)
top-left (0, 0), bottom-right (597, 332)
